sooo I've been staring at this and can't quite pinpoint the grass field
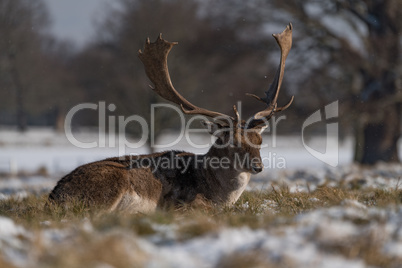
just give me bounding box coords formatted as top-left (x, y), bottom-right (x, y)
top-left (1, 183), bottom-right (402, 268)
top-left (0, 131), bottom-right (401, 267)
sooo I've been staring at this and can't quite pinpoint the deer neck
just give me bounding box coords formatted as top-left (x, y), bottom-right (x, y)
top-left (202, 145), bottom-right (251, 205)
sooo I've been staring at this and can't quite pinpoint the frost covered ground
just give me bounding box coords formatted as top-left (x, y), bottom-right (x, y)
top-left (1, 129), bottom-right (402, 267)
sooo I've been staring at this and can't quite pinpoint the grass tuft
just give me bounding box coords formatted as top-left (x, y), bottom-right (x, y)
top-left (1, 185), bottom-right (402, 267)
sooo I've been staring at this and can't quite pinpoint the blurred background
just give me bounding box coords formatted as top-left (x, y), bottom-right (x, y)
top-left (0, 0), bottom-right (401, 173)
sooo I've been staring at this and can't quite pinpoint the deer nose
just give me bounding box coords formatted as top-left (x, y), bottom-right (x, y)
top-left (251, 164), bottom-right (263, 174)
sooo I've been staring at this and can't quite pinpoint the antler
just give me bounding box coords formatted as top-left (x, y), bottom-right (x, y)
top-left (138, 34), bottom-right (235, 122)
top-left (247, 23), bottom-right (294, 128)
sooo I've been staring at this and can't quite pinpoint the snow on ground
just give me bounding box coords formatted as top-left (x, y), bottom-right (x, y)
top-left (1, 129), bottom-right (402, 267)
top-left (1, 201), bottom-right (402, 267)
top-left (0, 128), bottom-right (398, 199)
top-left (261, 162), bottom-right (402, 192)
top-left (0, 128), bottom-right (353, 174)
top-left (0, 128), bottom-right (356, 199)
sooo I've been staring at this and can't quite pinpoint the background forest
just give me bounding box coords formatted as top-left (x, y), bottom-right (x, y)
top-left (0, 0), bottom-right (401, 164)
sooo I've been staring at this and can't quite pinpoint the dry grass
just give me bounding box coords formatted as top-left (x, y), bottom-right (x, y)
top-left (318, 233), bottom-right (398, 268)
top-left (1, 185), bottom-right (402, 267)
top-left (36, 231), bottom-right (147, 268)
top-left (216, 250), bottom-right (294, 268)
top-left (1, 185), bottom-right (400, 228)
top-left (0, 195), bottom-right (96, 229)
top-left (0, 256), bottom-right (16, 268)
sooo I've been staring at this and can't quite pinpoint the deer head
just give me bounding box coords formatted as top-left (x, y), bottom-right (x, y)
top-left (138, 23), bottom-right (293, 174)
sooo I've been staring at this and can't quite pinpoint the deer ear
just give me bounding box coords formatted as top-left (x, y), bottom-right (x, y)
top-left (254, 125), bottom-right (268, 134)
top-left (201, 120), bottom-right (226, 138)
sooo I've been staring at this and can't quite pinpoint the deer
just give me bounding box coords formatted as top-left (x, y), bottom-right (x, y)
top-left (48, 23), bottom-right (294, 213)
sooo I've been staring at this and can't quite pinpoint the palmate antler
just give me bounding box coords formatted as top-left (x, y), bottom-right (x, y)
top-left (138, 23), bottom-right (293, 129)
top-left (247, 23), bottom-right (294, 128)
top-left (138, 34), bottom-right (235, 123)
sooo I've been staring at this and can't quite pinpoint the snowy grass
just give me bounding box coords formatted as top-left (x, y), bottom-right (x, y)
top-left (1, 128), bottom-right (401, 267)
top-left (1, 185), bottom-right (402, 267)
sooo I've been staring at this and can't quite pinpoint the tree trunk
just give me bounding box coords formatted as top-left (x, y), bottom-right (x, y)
top-left (12, 67), bottom-right (27, 132)
top-left (16, 87), bottom-right (27, 132)
top-left (354, 103), bottom-right (400, 164)
top-left (54, 106), bottom-right (65, 133)
top-left (8, 52), bottom-right (27, 132)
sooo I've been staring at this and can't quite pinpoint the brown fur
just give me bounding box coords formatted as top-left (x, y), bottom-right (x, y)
top-left (49, 25), bottom-right (293, 213)
top-left (48, 128), bottom-right (265, 213)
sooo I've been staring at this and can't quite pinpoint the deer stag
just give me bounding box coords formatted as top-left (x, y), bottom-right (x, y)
top-left (48, 23), bottom-right (294, 213)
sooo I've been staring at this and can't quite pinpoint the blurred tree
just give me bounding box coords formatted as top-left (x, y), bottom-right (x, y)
top-left (41, 37), bottom-right (82, 132)
top-left (72, 0), bottom-right (206, 151)
top-left (272, 0), bottom-right (402, 164)
top-left (0, 0), bottom-right (77, 131)
top-left (73, 0), bottom-right (286, 152)
top-left (0, 0), bottom-right (48, 131)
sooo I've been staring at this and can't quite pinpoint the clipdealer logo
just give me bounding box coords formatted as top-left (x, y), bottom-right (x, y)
top-left (301, 101), bottom-right (339, 167)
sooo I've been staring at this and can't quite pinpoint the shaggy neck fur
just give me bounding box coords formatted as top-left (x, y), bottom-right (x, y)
top-left (199, 142), bottom-right (252, 205)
